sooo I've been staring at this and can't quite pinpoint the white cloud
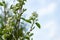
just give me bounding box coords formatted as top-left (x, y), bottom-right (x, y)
top-left (47, 2), bottom-right (57, 12)
top-left (37, 2), bottom-right (57, 17)
top-left (44, 20), bottom-right (57, 38)
top-left (44, 20), bottom-right (56, 28)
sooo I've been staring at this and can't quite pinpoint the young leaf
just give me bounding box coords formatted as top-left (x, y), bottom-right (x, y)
top-left (10, 5), bottom-right (13, 9)
top-left (21, 18), bottom-right (31, 23)
top-left (0, 2), bottom-right (4, 6)
top-left (25, 20), bottom-right (31, 23)
top-left (29, 33), bottom-right (33, 37)
top-left (25, 35), bottom-right (29, 40)
top-left (23, 9), bottom-right (27, 12)
top-left (35, 22), bottom-right (40, 28)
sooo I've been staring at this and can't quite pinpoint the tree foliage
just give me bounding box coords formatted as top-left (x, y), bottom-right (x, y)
top-left (0, 0), bottom-right (41, 40)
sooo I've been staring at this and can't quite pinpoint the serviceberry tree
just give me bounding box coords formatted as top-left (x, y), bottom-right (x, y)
top-left (0, 0), bottom-right (41, 40)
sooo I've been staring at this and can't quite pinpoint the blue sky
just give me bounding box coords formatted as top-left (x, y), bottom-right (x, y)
top-left (23, 0), bottom-right (60, 40)
top-left (0, 0), bottom-right (60, 40)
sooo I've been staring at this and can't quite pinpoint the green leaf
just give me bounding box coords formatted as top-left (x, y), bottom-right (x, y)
top-left (25, 20), bottom-right (31, 23)
top-left (25, 35), bottom-right (29, 40)
top-left (35, 22), bottom-right (41, 28)
top-left (21, 18), bottom-right (31, 23)
top-left (29, 33), bottom-right (33, 37)
top-left (24, 0), bottom-right (27, 1)
top-left (18, 27), bottom-right (24, 37)
top-left (0, 28), bottom-right (3, 35)
top-left (0, 2), bottom-right (4, 6)
top-left (16, 3), bottom-right (20, 7)
top-left (23, 9), bottom-right (27, 12)
top-left (27, 32), bottom-right (30, 35)
top-left (10, 5), bottom-right (13, 9)
top-left (29, 17), bottom-right (34, 20)
top-left (3, 34), bottom-right (10, 38)
top-left (15, 7), bottom-right (19, 11)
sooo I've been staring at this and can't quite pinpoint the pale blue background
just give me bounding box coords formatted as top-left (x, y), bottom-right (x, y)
top-left (24, 0), bottom-right (60, 40)
top-left (0, 0), bottom-right (60, 40)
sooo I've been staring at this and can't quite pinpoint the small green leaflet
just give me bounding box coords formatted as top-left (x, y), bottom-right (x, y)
top-left (25, 35), bottom-right (29, 40)
top-left (29, 33), bottom-right (33, 37)
top-left (21, 17), bottom-right (31, 23)
top-left (35, 22), bottom-right (41, 28)
top-left (23, 9), bottom-right (27, 12)
top-left (0, 2), bottom-right (4, 6)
